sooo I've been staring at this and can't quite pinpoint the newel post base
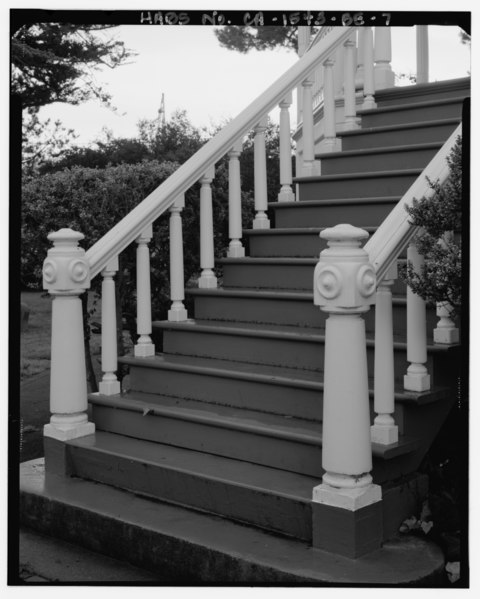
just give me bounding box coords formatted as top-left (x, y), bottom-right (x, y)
top-left (42, 228), bottom-right (95, 446)
top-left (312, 223), bottom-right (382, 558)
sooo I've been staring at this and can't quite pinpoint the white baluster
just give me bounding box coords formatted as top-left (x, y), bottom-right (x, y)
top-left (296, 26), bottom-right (311, 124)
top-left (404, 242), bottom-right (431, 391)
top-left (434, 302), bottom-right (459, 344)
top-left (362, 27), bottom-right (377, 110)
top-left (253, 117), bottom-right (271, 229)
top-left (168, 194), bottom-right (188, 321)
top-left (355, 27), bottom-right (365, 90)
top-left (322, 58), bottom-right (341, 152)
top-left (371, 263), bottom-right (399, 445)
top-left (343, 35), bottom-right (359, 131)
top-left (227, 141), bottom-right (246, 256)
top-left (312, 224), bottom-right (381, 556)
top-left (135, 224), bottom-right (155, 357)
top-left (301, 76), bottom-right (320, 176)
top-left (99, 256), bottom-right (121, 395)
top-left (374, 27), bottom-right (395, 90)
top-left (278, 93), bottom-right (295, 202)
top-left (416, 26), bottom-right (429, 84)
top-left (199, 166), bottom-right (218, 287)
top-left (42, 229), bottom-right (95, 441)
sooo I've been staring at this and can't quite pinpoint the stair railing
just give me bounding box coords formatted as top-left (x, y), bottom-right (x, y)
top-left (42, 26), bottom-right (355, 443)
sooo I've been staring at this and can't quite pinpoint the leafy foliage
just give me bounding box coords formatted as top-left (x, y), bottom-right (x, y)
top-left (12, 23), bottom-right (132, 109)
top-left (402, 136), bottom-right (463, 317)
top-left (214, 26), bottom-right (302, 53)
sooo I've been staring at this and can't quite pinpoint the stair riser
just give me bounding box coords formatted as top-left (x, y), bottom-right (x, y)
top-left (70, 445), bottom-right (313, 542)
top-left (273, 201), bottom-right (397, 228)
top-left (91, 404), bottom-right (324, 477)
top-left (128, 363), bottom-right (323, 420)
top-left (248, 233), bottom-right (324, 258)
top-left (192, 294), bottom-right (436, 335)
top-left (160, 328), bottom-right (432, 385)
top-left (360, 101), bottom-right (463, 128)
top-left (297, 173), bottom-right (418, 202)
top-left (376, 81), bottom-right (470, 107)
top-left (221, 262), bottom-right (407, 293)
top-left (319, 146), bottom-right (440, 176)
top-left (341, 121), bottom-right (459, 151)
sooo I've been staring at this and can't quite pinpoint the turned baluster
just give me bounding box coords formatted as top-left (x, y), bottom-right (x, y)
top-left (355, 27), bottom-right (365, 90)
top-left (301, 76), bottom-right (320, 176)
top-left (374, 27), bottom-right (394, 90)
top-left (278, 93), bottom-right (295, 202)
top-left (227, 141), bottom-right (246, 256)
top-left (253, 117), bottom-right (271, 229)
top-left (343, 34), bottom-right (359, 131)
top-left (42, 228), bottom-right (95, 441)
top-left (416, 26), bottom-right (429, 84)
top-left (434, 302), bottom-right (459, 344)
top-left (135, 224), bottom-right (155, 357)
top-left (312, 224), bottom-right (381, 557)
top-left (168, 194), bottom-right (188, 321)
top-left (362, 26), bottom-right (377, 110)
top-left (371, 263), bottom-right (399, 444)
top-left (404, 241), bottom-right (431, 391)
top-left (322, 57), bottom-right (340, 152)
top-left (99, 256), bottom-right (121, 395)
top-left (199, 166), bottom-right (218, 287)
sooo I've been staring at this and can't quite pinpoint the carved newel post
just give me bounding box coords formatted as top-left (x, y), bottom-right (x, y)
top-left (42, 229), bottom-right (95, 441)
top-left (311, 224), bottom-right (382, 558)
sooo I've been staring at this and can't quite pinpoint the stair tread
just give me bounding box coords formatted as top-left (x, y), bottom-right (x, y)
top-left (293, 168), bottom-right (422, 184)
top-left (316, 141), bottom-right (442, 160)
top-left (269, 195), bottom-right (401, 208)
top-left (69, 431), bottom-right (319, 500)
top-left (219, 256), bottom-right (318, 265)
top-left (338, 116), bottom-right (460, 137)
top-left (357, 95), bottom-right (465, 116)
top-left (89, 391), bottom-right (420, 460)
top-left (119, 351), bottom-right (451, 405)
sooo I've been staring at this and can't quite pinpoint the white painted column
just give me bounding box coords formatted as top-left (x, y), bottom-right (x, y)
top-left (362, 27), bottom-right (377, 110)
top-left (301, 76), bottom-right (320, 176)
top-left (42, 228), bottom-right (95, 441)
top-left (416, 26), bottom-right (429, 84)
top-left (253, 117), bottom-right (271, 229)
top-left (371, 263), bottom-right (399, 445)
top-left (168, 194), bottom-right (188, 321)
top-left (99, 256), bottom-right (121, 395)
top-left (135, 224), bottom-right (155, 357)
top-left (404, 242), bottom-right (431, 391)
top-left (434, 302), bottom-right (459, 344)
top-left (355, 27), bottom-right (365, 90)
top-left (343, 35), bottom-right (359, 131)
top-left (296, 26), bottom-right (311, 124)
top-left (322, 58), bottom-right (341, 152)
top-left (313, 224), bottom-right (381, 510)
top-left (198, 166), bottom-right (218, 287)
top-left (227, 141), bottom-right (246, 256)
top-left (374, 27), bottom-right (395, 90)
top-left (278, 93), bottom-right (295, 202)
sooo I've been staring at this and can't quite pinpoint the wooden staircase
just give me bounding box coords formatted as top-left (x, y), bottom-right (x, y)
top-left (25, 77), bottom-right (465, 577)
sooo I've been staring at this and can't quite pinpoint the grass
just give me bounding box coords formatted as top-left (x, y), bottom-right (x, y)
top-left (21, 290), bottom-right (102, 381)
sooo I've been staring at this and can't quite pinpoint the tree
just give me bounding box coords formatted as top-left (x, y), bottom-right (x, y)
top-left (402, 136), bottom-right (462, 317)
top-left (214, 26), bottom-right (303, 53)
top-left (12, 23), bottom-right (132, 109)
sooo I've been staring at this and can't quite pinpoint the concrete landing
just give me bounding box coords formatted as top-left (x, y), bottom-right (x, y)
top-left (20, 459), bottom-right (446, 585)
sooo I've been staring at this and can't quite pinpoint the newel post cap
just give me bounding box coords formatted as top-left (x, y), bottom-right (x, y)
top-left (314, 224), bottom-right (376, 311)
top-left (43, 228), bottom-right (91, 292)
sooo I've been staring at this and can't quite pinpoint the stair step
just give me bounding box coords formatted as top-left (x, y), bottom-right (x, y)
top-left (375, 77), bottom-right (470, 107)
top-left (357, 96), bottom-right (464, 128)
top-left (295, 169), bottom-right (421, 202)
top-left (317, 143), bottom-right (442, 176)
top-left (269, 196), bottom-right (400, 228)
top-left (188, 287), bottom-right (436, 334)
top-left (20, 459), bottom-right (446, 584)
top-left (68, 431), bottom-right (317, 541)
top-left (89, 389), bottom-right (420, 480)
top-left (219, 257), bottom-right (317, 290)
top-left (340, 118), bottom-right (460, 151)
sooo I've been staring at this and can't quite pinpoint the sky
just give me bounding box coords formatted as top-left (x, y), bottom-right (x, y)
top-left (36, 23), bottom-right (471, 147)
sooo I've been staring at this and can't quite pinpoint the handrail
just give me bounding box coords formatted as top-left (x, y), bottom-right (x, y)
top-left (365, 123), bottom-right (461, 282)
top-left (86, 27), bottom-right (353, 279)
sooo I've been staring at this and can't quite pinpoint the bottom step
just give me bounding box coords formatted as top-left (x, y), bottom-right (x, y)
top-left (20, 459), bottom-right (446, 585)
